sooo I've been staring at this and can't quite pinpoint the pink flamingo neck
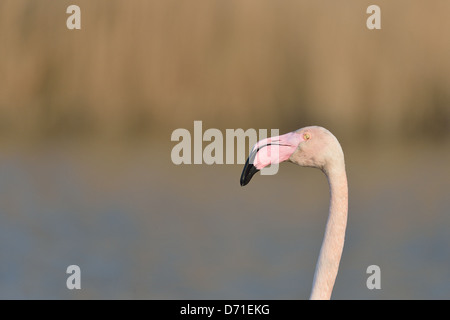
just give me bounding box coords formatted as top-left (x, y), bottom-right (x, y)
top-left (310, 166), bottom-right (348, 300)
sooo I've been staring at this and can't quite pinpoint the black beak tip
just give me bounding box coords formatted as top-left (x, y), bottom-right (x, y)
top-left (240, 160), bottom-right (259, 186)
top-left (241, 177), bottom-right (250, 187)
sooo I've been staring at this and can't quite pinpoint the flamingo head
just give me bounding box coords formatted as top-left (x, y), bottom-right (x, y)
top-left (240, 126), bottom-right (344, 186)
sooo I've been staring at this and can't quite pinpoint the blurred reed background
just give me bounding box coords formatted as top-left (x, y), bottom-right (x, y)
top-left (0, 0), bottom-right (449, 299)
top-left (1, 0), bottom-right (449, 143)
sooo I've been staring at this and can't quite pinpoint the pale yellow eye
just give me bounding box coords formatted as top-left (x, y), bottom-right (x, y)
top-left (303, 132), bottom-right (311, 140)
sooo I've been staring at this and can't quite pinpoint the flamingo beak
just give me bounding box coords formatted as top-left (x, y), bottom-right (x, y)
top-left (240, 131), bottom-right (302, 186)
top-left (240, 152), bottom-right (259, 186)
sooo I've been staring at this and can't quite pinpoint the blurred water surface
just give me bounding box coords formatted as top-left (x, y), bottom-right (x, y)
top-left (0, 141), bottom-right (449, 299)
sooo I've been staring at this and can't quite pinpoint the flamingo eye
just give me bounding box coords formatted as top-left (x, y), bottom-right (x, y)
top-left (303, 132), bottom-right (311, 140)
